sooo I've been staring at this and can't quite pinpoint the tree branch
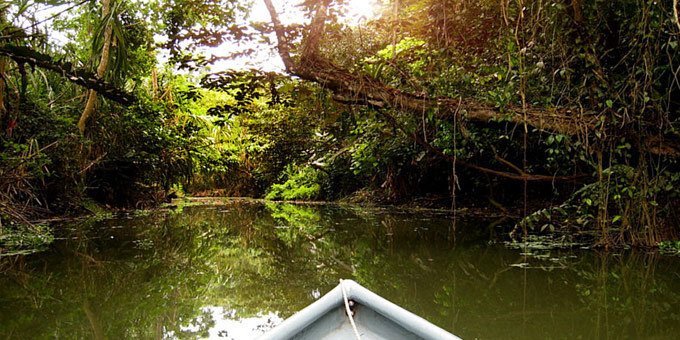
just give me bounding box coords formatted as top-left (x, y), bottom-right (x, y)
top-left (379, 102), bottom-right (588, 182)
top-left (264, 0), bottom-right (680, 172)
top-left (262, 0), bottom-right (294, 72)
top-left (300, 0), bottom-right (331, 58)
top-left (674, 0), bottom-right (680, 31)
top-left (0, 45), bottom-right (135, 105)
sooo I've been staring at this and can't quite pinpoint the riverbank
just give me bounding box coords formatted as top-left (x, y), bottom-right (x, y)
top-left (3, 194), bottom-right (680, 257)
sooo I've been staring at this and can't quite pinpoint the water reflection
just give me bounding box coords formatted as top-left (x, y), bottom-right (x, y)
top-left (0, 199), bottom-right (679, 339)
top-left (173, 307), bottom-right (281, 339)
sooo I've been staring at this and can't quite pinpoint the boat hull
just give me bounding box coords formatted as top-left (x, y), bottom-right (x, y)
top-left (260, 279), bottom-right (460, 340)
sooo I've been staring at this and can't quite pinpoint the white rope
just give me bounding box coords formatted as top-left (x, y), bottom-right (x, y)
top-left (340, 279), bottom-right (362, 340)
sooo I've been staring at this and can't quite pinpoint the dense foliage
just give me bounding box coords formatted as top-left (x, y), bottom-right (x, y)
top-left (1, 0), bottom-right (679, 250)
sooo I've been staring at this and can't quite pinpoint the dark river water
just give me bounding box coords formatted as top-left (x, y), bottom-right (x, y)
top-left (1, 199), bottom-right (679, 339)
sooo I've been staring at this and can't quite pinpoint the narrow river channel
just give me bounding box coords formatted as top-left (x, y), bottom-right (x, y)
top-left (1, 199), bottom-right (679, 339)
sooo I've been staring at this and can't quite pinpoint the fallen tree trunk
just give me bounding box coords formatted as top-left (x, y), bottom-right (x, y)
top-left (296, 54), bottom-right (594, 137)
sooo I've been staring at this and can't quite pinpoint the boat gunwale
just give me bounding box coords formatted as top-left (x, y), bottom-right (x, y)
top-left (259, 279), bottom-right (460, 340)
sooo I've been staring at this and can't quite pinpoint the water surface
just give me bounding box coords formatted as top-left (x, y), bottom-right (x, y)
top-left (1, 199), bottom-right (678, 339)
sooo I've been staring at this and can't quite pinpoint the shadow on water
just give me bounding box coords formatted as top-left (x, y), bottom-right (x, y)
top-left (1, 199), bottom-right (679, 339)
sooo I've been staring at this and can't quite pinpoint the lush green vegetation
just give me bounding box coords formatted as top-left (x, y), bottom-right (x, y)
top-left (1, 0), bottom-right (679, 251)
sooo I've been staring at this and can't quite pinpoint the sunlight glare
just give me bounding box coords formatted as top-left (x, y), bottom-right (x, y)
top-left (249, 0), bottom-right (382, 25)
top-left (343, 0), bottom-right (381, 24)
top-left (212, 0), bottom-right (383, 72)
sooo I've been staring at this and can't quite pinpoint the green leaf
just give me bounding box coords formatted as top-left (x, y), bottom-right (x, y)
top-left (546, 135), bottom-right (554, 145)
top-left (606, 100), bottom-right (613, 108)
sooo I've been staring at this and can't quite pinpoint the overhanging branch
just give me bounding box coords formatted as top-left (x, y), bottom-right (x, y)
top-left (0, 45), bottom-right (136, 106)
top-left (263, 0), bottom-right (680, 175)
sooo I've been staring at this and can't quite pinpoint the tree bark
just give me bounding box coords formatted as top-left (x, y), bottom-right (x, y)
top-left (78, 0), bottom-right (113, 134)
top-left (263, 0), bottom-right (294, 72)
top-left (0, 57), bottom-right (6, 114)
top-left (571, 0), bottom-right (583, 24)
top-left (674, 0), bottom-right (680, 31)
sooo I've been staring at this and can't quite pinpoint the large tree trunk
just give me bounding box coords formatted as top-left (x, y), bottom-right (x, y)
top-left (78, 0), bottom-right (114, 134)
